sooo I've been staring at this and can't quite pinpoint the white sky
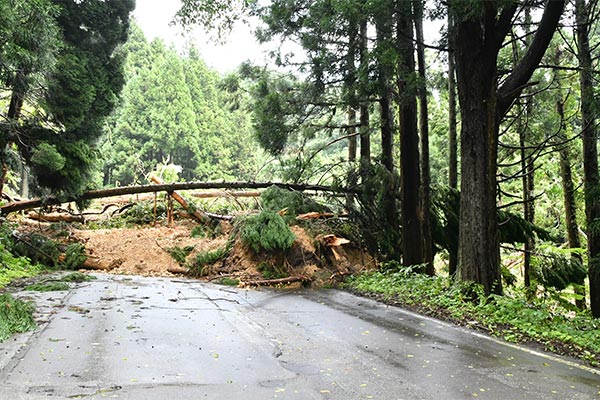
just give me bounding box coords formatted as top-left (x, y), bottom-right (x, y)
top-left (132, 0), bottom-right (270, 73)
top-left (133, 0), bottom-right (444, 74)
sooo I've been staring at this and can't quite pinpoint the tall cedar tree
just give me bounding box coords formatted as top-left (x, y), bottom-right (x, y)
top-left (396, 0), bottom-right (424, 268)
top-left (451, 0), bottom-right (564, 295)
top-left (575, 0), bottom-right (600, 317)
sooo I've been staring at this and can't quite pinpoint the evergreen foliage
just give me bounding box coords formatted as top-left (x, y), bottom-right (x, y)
top-left (240, 211), bottom-right (296, 253)
top-left (531, 246), bottom-right (588, 292)
top-left (61, 243), bottom-right (88, 270)
top-left (25, 282), bottom-right (69, 292)
top-left (0, 0), bottom-right (134, 197)
top-left (0, 293), bottom-right (36, 342)
top-left (102, 25), bottom-right (264, 186)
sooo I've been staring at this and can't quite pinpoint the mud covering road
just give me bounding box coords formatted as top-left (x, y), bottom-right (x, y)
top-left (0, 274), bottom-right (598, 399)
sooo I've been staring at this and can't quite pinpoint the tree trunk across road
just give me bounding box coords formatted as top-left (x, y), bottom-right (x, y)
top-left (0, 274), bottom-right (598, 399)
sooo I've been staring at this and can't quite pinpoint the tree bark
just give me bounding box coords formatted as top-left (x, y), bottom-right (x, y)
top-left (575, 0), bottom-right (600, 316)
top-left (397, 0), bottom-right (424, 268)
top-left (447, 10), bottom-right (458, 276)
top-left (345, 19), bottom-right (359, 210)
top-left (453, 0), bottom-right (565, 295)
top-left (448, 12), bottom-right (458, 191)
top-left (346, 106), bottom-right (358, 210)
top-left (242, 275), bottom-right (310, 287)
top-left (413, 0), bottom-right (434, 274)
top-left (454, 7), bottom-right (503, 295)
top-left (375, 1), bottom-right (400, 261)
top-left (511, 8), bottom-right (535, 291)
top-left (358, 15), bottom-right (371, 182)
top-left (150, 176), bottom-right (209, 223)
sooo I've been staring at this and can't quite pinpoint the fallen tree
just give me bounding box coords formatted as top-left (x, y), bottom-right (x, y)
top-left (150, 176), bottom-right (209, 223)
top-left (0, 181), bottom-right (351, 215)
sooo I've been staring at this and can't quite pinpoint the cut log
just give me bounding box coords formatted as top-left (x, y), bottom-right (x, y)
top-left (167, 265), bottom-right (188, 274)
top-left (27, 212), bottom-right (84, 223)
top-left (80, 259), bottom-right (111, 271)
top-left (150, 176), bottom-right (209, 223)
top-left (241, 275), bottom-right (311, 287)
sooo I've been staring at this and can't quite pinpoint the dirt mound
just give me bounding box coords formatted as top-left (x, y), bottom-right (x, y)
top-left (19, 218), bottom-right (376, 287)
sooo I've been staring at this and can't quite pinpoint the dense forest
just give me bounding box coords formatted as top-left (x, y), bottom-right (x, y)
top-left (2, 0), bottom-right (600, 320)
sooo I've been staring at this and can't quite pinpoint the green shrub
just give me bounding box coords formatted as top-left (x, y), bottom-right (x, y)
top-left (191, 222), bottom-right (223, 239)
top-left (166, 245), bottom-right (196, 265)
top-left (61, 243), bottom-right (88, 270)
top-left (12, 233), bottom-right (60, 266)
top-left (0, 293), bottom-right (36, 342)
top-left (240, 211), bottom-right (295, 253)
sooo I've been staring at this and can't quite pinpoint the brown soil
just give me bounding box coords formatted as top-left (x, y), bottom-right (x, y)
top-left (18, 216), bottom-right (376, 287)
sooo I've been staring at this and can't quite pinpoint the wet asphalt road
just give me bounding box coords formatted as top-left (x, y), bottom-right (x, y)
top-left (0, 274), bottom-right (598, 400)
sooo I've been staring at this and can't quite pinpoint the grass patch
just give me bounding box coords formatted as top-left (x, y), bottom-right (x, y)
top-left (25, 282), bottom-right (70, 292)
top-left (0, 293), bottom-right (36, 342)
top-left (344, 268), bottom-right (600, 366)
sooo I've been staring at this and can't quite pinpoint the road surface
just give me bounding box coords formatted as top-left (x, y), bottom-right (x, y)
top-left (0, 274), bottom-right (598, 399)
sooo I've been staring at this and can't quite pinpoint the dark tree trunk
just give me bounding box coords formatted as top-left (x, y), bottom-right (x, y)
top-left (447, 10), bottom-right (458, 276)
top-left (345, 21), bottom-right (358, 210)
top-left (358, 16), bottom-right (371, 182)
top-left (2, 67), bottom-right (30, 197)
top-left (447, 11), bottom-right (458, 191)
top-left (454, 9), bottom-right (502, 295)
top-left (374, 0), bottom-right (395, 173)
top-left (397, 0), bottom-right (423, 267)
top-left (575, 0), bottom-right (600, 317)
top-left (412, 0), bottom-right (433, 273)
top-left (375, 1), bottom-right (400, 260)
top-left (346, 107), bottom-right (358, 209)
top-left (452, 0), bottom-right (564, 295)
